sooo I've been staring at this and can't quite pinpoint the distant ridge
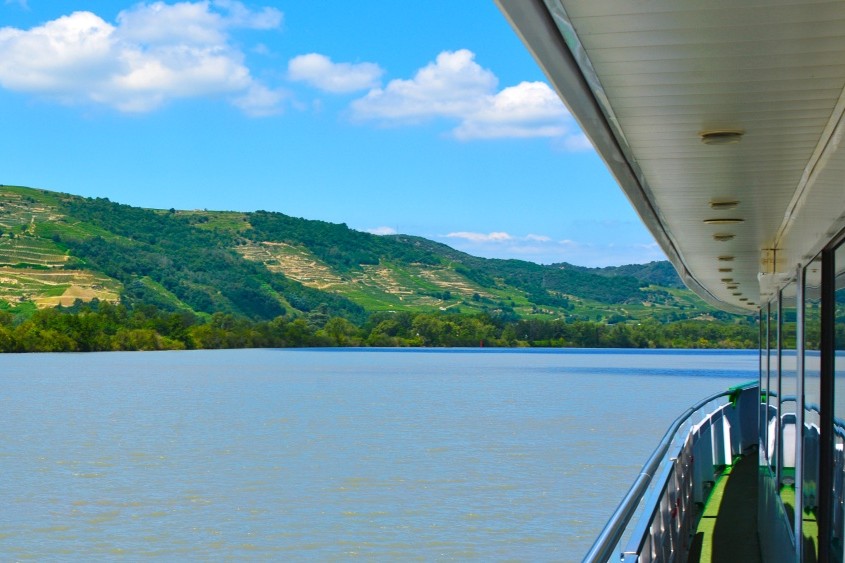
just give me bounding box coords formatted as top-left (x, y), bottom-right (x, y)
top-left (554, 261), bottom-right (684, 289)
top-left (0, 184), bottom-right (737, 324)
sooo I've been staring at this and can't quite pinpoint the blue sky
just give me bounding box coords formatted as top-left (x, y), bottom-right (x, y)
top-left (0, 0), bottom-right (663, 267)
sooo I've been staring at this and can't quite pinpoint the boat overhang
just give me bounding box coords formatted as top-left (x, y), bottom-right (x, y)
top-left (496, 0), bottom-right (845, 313)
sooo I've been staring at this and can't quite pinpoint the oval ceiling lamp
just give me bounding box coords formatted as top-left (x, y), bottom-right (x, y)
top-left (709, 199), bottom-right (740, 210)
top-left (700, 129), bottom-right (744, 145)
top-left (704, 218), bottom-right (744, 225)
top-left (713, 233), bottom-right (735, 241)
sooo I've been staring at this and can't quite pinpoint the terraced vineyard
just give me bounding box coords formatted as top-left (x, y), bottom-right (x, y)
top-left (0, 245), bottom-right (121, 308)
top-left (0, 237), bottom-right (68, 268)
top-left (0, 187), bottom-right (122, 310)
top-left (0, 268), bottom-right (120, 308)
top-left (237, 241), bottom-right (512, 312)
top-left (237, 241), bottom-right (345, 289)
top-left (0, 189), bottom-right (63, 234)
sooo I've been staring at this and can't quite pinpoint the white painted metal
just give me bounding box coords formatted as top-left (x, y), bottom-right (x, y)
top-left (496, 0), bottom-right (845, 312)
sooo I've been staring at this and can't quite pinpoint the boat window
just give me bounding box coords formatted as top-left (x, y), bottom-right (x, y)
top-left (770, 298), bottom-right (780, 472)
top-left (780, 281), bottom-right (798, 533)
top-left (805, 256), bottom-right (822, 560)
top-left (761, 303), bottom-right (770, 468)
top-left (832, 242), bottom-right (845, 559)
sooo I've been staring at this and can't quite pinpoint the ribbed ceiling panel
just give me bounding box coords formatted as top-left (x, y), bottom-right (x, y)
top-left (551, 0), bottom-right (845, 308)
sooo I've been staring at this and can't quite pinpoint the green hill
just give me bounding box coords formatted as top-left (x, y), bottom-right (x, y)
top-left (0, 184), bottom-right (741, 327)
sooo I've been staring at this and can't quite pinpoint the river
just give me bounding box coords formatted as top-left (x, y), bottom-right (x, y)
top-left (0, 348), bottom-right (757, 560)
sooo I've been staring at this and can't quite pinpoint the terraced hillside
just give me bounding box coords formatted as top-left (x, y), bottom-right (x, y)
top-left (0, 189), bottom-right (121, 312)
top-left (237, 242), bottom-right (345, 289)
top-left (0, 189), bottom-right (62, 233)
top-left (0, 184), bottom-right (742, 325)
top-left (0, 236), bottom-right (68, 268)
top-left (236, 240), bottom-right (503, 312)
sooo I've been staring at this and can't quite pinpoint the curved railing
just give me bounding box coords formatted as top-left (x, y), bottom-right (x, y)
top-left (583, 381), bottom-right (759, 562)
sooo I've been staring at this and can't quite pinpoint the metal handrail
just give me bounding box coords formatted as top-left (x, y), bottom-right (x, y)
top-left (582, 381), bottom-right (757, 563)
top-left (621, 446), bottom-right (678, 558)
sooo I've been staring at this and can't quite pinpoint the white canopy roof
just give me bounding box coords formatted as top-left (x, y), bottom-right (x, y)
top-left (497, 0), bottom-right (845, 313)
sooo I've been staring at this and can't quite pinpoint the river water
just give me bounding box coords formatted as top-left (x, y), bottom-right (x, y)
top-left (0, 348), bottom-right (756, 560)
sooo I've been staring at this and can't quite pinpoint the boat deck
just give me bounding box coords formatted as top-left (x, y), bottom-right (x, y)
top-left (688, 450), bottom-right (761, 562)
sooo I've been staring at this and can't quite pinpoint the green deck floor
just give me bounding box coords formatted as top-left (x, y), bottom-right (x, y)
top-left (688, 451), bottom-right (761, 562)
top-left (780, 486), bottom-right (820, 561)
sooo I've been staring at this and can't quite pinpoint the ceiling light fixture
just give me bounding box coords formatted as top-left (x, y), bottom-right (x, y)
top-left (709, 200), bottom-right (740, 210)
top-left (700, 129), bottom-right (744, 145)
top-left (732, 292), bottom-right (742, 296)
top-left (704, 218), bottom-right (745, 225)
top-left (713, 233), bottom-right (735, 241)
top-left (718, 255), bottom-right (735, 261)
top-left (718, 268), bottom-right (733, 272)
top-left (721, 278), bottom-right (734, 283)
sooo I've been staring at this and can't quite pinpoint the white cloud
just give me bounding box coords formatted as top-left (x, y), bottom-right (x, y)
top-left (560, 132), bottom-right (594, 152)
top-left (350, 49), bottom-right (587, 147)
top-left (445, 231), bottom-right (551, 244)
top-left (0, 1), bottom-right (284, 114)
top-left (435, 231), bottom-right (665, 267)
top-left (446, 231), bottom-right (513, 242)
top-left (252, 42), bottom-right (270, 55)
top-left (116, 1), bottom-right (281, 44)
top-left (453, 81), bottom-right (571, 140)
top-left (288, 53), bottom-right (383, 93)
top-left (366, 226), bottom-right (397, 236)
top-left (233, 83), bottom-right (287, 117)
top-left (212, 0), bottom-right (282, 29)
top-left (351, 49), bottom-right (496, 123)
top-left (117, 2), bottom-right (227, 45)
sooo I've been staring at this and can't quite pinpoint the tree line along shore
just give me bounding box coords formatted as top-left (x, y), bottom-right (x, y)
top-left (0, 300), bottom-right (759, 353)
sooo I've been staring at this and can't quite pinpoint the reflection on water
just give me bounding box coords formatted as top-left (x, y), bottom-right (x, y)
top-left (0, 348), bottom-right (755, 559)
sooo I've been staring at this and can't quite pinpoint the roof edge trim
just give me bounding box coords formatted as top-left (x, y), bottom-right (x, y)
top-left (775, 81), bottom-right (845, 251)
